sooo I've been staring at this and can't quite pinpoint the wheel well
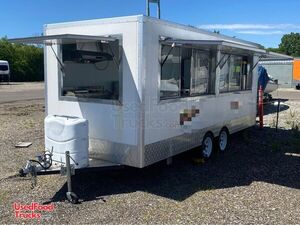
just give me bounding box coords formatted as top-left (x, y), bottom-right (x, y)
top-left (220, 126), bottom-right (230, 135)
top-left (204, 131), bottom-right (214, 139)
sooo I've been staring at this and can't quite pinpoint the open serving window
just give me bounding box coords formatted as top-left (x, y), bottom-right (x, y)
top-left (159, 38), bottom-right (266, 99)
top-left (9, 34), bottom-right (123, 104)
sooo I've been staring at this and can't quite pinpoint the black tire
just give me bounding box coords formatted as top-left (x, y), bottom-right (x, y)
top-left (217, 128), bottom-right (230, 152)
top-left (201, 133), bottom-right (214, 158)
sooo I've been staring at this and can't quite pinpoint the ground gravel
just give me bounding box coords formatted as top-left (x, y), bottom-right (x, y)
top-left (0, 90), bottom-right (299, 224)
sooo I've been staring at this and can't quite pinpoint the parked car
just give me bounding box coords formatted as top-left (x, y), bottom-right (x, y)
top-left (0, 60), bottom-right (10, 83)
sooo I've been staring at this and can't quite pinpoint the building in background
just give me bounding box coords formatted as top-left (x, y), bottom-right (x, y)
top-left (293, 58), bottom-right (300, 88)
top-left (259, 56), bottom-right (300, 89)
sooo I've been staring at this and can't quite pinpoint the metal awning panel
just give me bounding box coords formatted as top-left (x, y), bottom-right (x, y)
top-left (161, 39), bottom-right (266, 54)
top-left (261, 51), bottom-right (294, 60)
top-left (8, 34), bottom-right (116, 45)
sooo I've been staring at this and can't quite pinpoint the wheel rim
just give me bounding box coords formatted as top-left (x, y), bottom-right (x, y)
top-left (219, 130), bottom-right (228, 151)
top-left (203, 136), bottom-right (213, 157)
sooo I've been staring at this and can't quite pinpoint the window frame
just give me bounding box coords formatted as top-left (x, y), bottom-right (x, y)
top-left (218, 52), bottom-right (253, 94)
top-left (189, 49), bottom-right (211, 96)
top-left (159, 44), bottom-right (182, 99)
top-left (58, 35), bottom-right (123, 105)
top-left (159, 42), bottom-right (216, 101)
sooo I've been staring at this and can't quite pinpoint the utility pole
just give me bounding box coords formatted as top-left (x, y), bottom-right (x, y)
top-left (146, 0), bottom-right (161, 19)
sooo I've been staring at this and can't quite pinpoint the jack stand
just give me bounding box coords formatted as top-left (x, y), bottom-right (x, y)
top-left (65, 151), bottom-right (79, 204)
top-left (166, 157), bottom-right (173, 166)
top-left (29, 164), bottom-right (37, 188)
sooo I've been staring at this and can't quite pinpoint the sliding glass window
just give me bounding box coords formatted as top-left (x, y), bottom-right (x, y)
top-left (160, 44), bottom-right (215, 100)
top-left (160, 45), bottom-right (181, 99)
top-left (190, 49), bottom-right (210, 95)
top-left (219, 54), bottom-right (253, 93)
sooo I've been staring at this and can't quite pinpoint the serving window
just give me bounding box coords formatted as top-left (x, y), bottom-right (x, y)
top-left (61, 39), bottom-right (122, 101)
top-left (160, 43), bottom-right (216, 100)
top-left (219, 53), bottom-right (253, 93)
top-left (7, 34), bottom-right (122, 103)
top-left (159, 38), bottom-right (260, 99)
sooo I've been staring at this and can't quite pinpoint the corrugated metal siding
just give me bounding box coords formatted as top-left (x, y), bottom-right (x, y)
top-left (259, 62), bottom-right (293, 87)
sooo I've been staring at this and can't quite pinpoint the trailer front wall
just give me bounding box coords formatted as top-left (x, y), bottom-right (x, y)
top-left (142, 19), bottom-right (258, 167)
top-left (44, 17), bottom-right (143, 167)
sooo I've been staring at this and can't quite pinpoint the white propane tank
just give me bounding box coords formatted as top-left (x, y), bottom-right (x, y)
top-left (45, 115), bottom-right (89, 168)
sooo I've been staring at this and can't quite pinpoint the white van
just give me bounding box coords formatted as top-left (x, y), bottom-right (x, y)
top-left (0, 60), bottom-right (10, 83)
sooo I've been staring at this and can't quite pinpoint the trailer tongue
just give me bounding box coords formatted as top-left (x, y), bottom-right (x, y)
top-left (19, 115), bottom-right (121, 203)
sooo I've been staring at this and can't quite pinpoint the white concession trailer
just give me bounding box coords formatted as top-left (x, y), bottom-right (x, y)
top-left (10, 15), bottom-right (270, 202)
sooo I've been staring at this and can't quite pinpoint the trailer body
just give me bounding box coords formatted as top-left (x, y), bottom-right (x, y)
top-left (11, 15), bottom-right (267, 168)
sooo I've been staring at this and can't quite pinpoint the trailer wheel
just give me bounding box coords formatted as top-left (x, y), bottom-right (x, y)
top-left (217, 128), bottom-right (230, 152)
top-left (201, 133), bottom-right (214, 158)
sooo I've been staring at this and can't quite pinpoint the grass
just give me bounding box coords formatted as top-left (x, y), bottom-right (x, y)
top-left (267, 128), bottom-right (300, 153)
top-left (270, 115), bottom-right (277, 128)
top-left (285, 109), bottom-right (300, 130)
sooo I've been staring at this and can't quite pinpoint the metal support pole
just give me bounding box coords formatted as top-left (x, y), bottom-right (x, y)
top-left (146, 0), bottom-right (150, 16)
top-left (66, 151), bottom-right (72, 193)
top-left (65, 151), bottom-right (78, 203)
top-left (146, 0), bottom-right (161, 19)
top-left (276, 99), bottom-right (280, 132)
top-left (258, 85), bottom-right (264, 129)
top-left (157, 0), bottom-right (161, 19)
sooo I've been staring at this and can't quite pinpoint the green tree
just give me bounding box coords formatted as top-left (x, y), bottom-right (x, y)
top-left (278, 32), bottom-right (300, 57)
top-left (266, 47), bottom-right (283, 54)
top-left (0, 37), bottom-right (44, 81)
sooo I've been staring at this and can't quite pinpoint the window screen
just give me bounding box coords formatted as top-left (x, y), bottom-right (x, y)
top-left (61, 39), bottom-right (121, 100)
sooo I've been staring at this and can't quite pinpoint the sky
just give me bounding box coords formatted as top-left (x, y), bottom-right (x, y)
top-left (1, 0), bottom-right (300, 48)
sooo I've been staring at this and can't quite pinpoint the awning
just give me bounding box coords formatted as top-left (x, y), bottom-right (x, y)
top-left (161, 39), bottom-right (267, 54)
top-left (8, 34), bottom-right (119, 72)
top-left (261, 51), bottom-right (293, 60)
top-left (8, 34), bottom-right (117, 45)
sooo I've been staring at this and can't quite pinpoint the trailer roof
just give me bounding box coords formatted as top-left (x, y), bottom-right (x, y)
top-left (9, 15), bottom-right (285, 59)
top-left (43, 15), bottom-right (263, 50)
top-left (144, 16), bottom-right (263, 49)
